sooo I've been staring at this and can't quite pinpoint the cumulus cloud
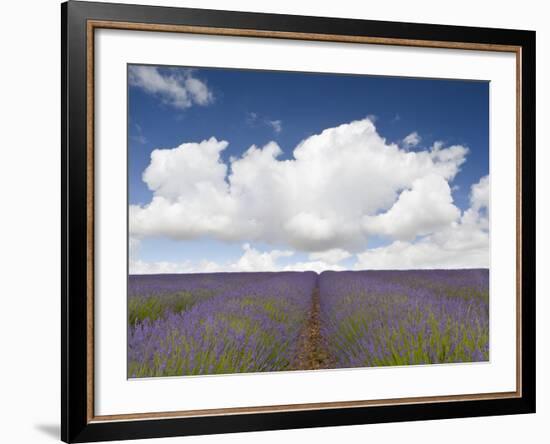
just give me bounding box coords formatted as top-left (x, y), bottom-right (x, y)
top-left (129, 243), bottom-right (340, 274)
top-left (362, 174), bottom-right (461, 241)
top-left (355, 176), bottom-right (490, 269)
top-left (354, 236), bottom-right (488, 269)
top-left (129, 66), bottom-right (213, 110)
top-left (308, 248), bottom-right (351, 265)
top-left (142, 137), bottom-right (229, 201)
top-left (283, 261), bottom-right (345, 273)
top-left (470, 175), bottom-right (490, 211)
top-left (130, 118), bottom-right (470, 254)
top-left (403, 131), bottom-right (421, 148)
top-left (462, 174), bottom-right (490, 230)
top-left (130, 174), bottom-right (489, 274)
top-left (234, 243), bottom-right (293, 272)
top-left (130, 257), bottom-right (233, 275)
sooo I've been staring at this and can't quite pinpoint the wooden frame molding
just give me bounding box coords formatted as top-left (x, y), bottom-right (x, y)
top-left (62, 2), bottom-right (536, 442)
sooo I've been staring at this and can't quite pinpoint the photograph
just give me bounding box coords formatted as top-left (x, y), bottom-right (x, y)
top-left (127, 65), bottom-right (490, 378)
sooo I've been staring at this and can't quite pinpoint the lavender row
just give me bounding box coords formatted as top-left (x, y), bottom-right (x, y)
top-left (128, 272), bottom-right (277, 325)
top-left (128, 272), bottom-right (317, 377)
top-left (318, 270), bottom-right (489, 368)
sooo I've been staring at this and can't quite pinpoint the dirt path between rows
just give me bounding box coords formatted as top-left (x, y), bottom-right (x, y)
top-left (291, 286), bottom-right (334, 370)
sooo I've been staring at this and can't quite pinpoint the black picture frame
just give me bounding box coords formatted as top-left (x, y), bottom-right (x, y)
top-left (62, 1), bottom-right (536, 442)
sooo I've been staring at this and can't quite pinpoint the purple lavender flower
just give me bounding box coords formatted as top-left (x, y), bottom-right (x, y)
top-left (318, 269), bottom-right (489, 368)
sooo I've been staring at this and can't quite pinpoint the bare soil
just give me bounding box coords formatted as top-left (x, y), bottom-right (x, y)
top-left (291, 286), bottom-right (334, 370)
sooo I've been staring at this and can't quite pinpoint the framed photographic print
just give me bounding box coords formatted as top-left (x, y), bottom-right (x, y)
top-left (61, 1), bottom-right (536, 442)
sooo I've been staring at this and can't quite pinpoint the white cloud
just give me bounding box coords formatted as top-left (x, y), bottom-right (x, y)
top-left (131, 174), bottom-right (489, 274)
top-left (129, 236), bottom-right (141, 260)
top-left (130, 259), bottom-right (193, 275)
top-left (130, 244), bottom-right (347, 274)
top-left (234, 243), bottom-right (293, 272)
top-left (283, 261), bottom-right (345, 273)
top-left (355, 176), bottom-right (490, 269)
top-left (267, 119), bottom-right (282, 133)
top-left (362, 174), bottom-right (461, 241)
top-left (462, 174), bottom-right (490, 230)
top-left (142, 137), bottom-right (229, 201)
top-left (470, 174), bottom-right (490, 211)
top-left (129, 66), bottom-right (213, 110)
top-left (182, 76), bottom-right (213, 105)
top-left (246, 112), bottom-right (283, 133)
top-left (130, 118), bottom-right (470, 254)
top-left (403, 131), bottom-right (421, 148)
top-left (308, 248), bottom-right (351, 264)
top-left (130, 258), bottom-right (230, 275)
top-left (354, 235), bottom-right (488, 270)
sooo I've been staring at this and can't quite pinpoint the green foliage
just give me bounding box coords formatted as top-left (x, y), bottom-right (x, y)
top-left (128, 290), bottom-right (213, 325)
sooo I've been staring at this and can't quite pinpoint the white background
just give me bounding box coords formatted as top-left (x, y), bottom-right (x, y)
top-left (96, 29), bottom-right (517, 415)
top-left (0, 0), bottom-right (547, 443)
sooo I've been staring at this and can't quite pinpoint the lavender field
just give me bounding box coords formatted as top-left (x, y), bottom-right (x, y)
top-left (128, 270), bottom-right (489, 378)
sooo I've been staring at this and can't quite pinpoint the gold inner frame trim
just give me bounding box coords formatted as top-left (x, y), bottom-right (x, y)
top-left (86, 19), bottom-right (523, 423)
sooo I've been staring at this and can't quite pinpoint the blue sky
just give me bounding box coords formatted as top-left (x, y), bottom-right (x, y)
top-left (128, 65), bottom-right (489, 273)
